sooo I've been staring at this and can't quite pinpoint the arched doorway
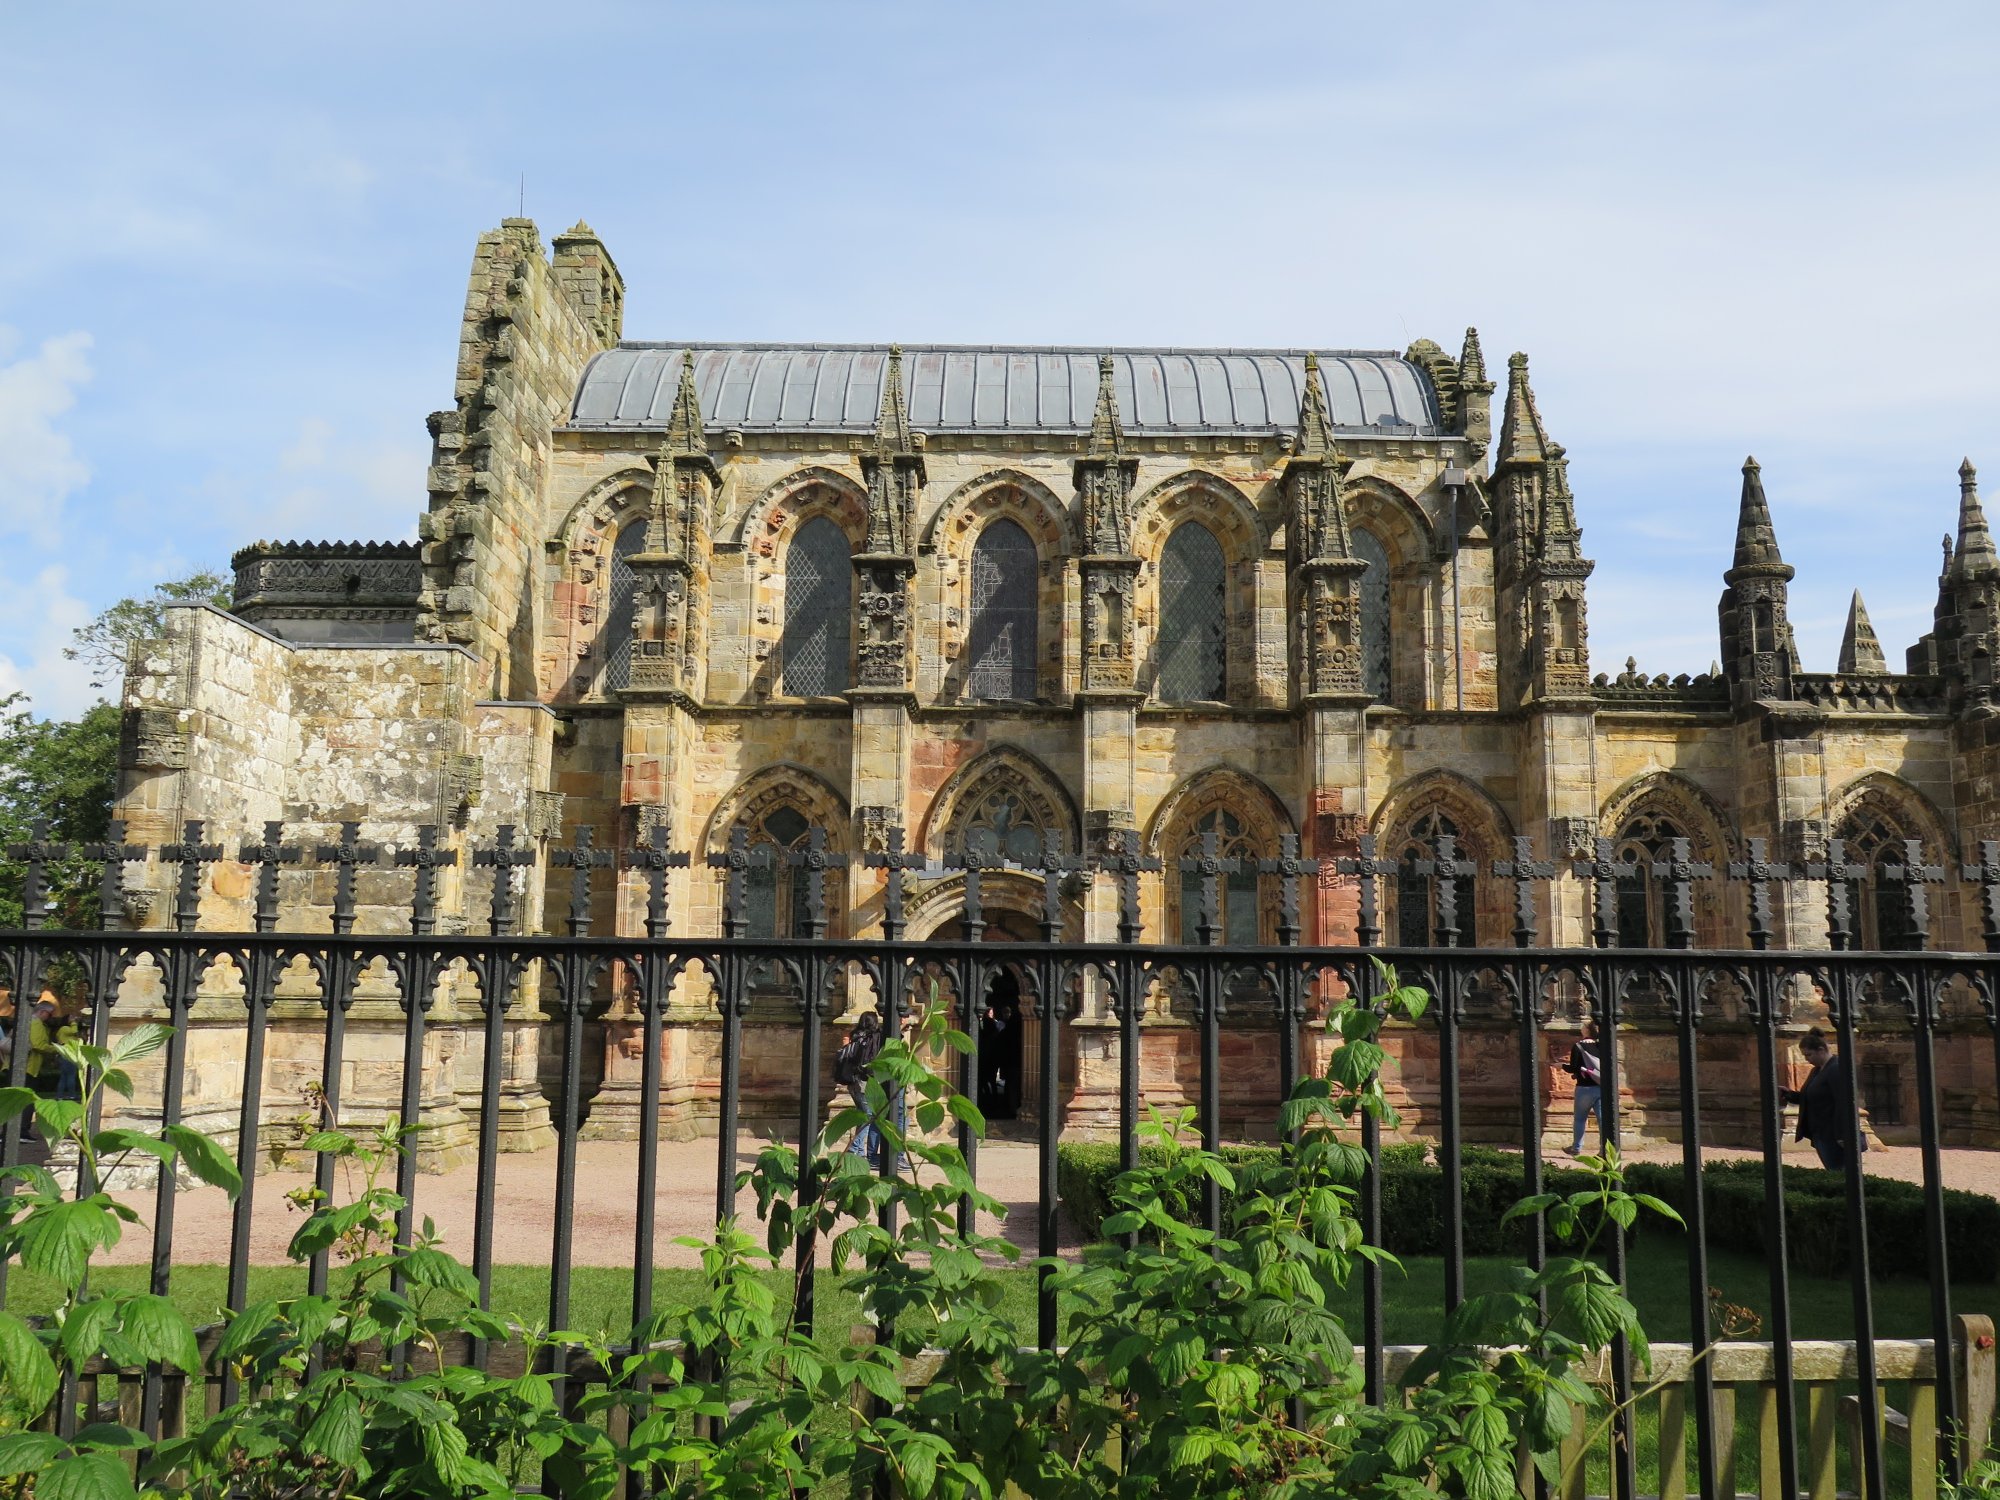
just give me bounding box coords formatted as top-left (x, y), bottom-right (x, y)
top-left (930, 907), bottom-right (1043, 1126)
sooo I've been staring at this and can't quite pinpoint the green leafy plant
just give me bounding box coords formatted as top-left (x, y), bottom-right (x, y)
top-left (148, 1110), bottom-right (613, 1499)
top-left (0, 1022), bottom-right (238, 1500)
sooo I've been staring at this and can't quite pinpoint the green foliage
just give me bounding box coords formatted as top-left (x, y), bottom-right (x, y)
top-left (1061, 1134), bottom-right (2000, 1282)
top-left (0, 1023), bottom-right (239, 1499)
top-left (61, 571), bottom-right (230, 694)
top-left (0, 696), bottom-right (120, 929)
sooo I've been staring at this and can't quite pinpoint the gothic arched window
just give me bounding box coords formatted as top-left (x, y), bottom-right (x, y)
top-left (1835, 810), bottom-right (1921, 951)
top-left (1175, 807), bottom-right (1261, 945)
top-left (781, 518), bottom-right (851, 697)
top-left (1395, 810), bottom-right (1478, 946)
top-left (743, 804), bottom-right (815, 939)
top-left (1611, 811), bottom-right (1687, 948)
top-left (958, 785), bottom-right (1046, 865)
top-left (1159, 521), bottom-right (1227, 702)
top-left (965, 519), bottom-right (1038, 701)
top-left (1355, 527), bottom-right (1392, 701)
top-left (604, 520), bottom-right (649, 691)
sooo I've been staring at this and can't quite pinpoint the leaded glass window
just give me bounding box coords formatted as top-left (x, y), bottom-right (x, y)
top-left (1159, 522), bottom-right (1226, 702)
top-left (744, 804), bottom-right (815, 940)
top-left (959, 786), bottom-right (1045, 864)
top-left (1611, 811), bottom-right (1686, 948)
top-left (1836, 810), bottom-right (1921, 950)
top-left (781, 518), bottom-right (851, 697)
top-left (604, 520), bottom-right (648, 691)
top-left (1177, 808), bottom-right (1260, 945)
top-left (1396, 810), bottom-right (1477, 946)
top-left (1355, 527), bottom-right (1391, 700)
top-left (965, 520), bottom-right (1038, 701)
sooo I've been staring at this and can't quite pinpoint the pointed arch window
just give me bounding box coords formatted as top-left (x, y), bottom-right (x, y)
top-left (1354, 527), bottom-right (1392, 700)
top-left (957, 785), bottom-right (1046, 865)
top-left (1609, 811), bottom-right (1688, 948)
top-left (782, 518), bottom-right (851, 697)
top-left (743, 804), bottom-right (815, 940)
top-left (1175, 807), bottom-right (1261, 945)
top-left (1395, 810), bottom-right (1478, 946)
top-left (965, 519), bottom-right (1039, 701)
top-left (1159, 521), bottom-right (1227, 702)
top-left (604, 520), bottom-right (649, 691)
top-left (1835, 809), bottom-right (1922, 951)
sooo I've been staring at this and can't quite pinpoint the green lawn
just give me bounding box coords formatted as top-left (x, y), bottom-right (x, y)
top-left (9, 1248), bottom-right (1983, 1496)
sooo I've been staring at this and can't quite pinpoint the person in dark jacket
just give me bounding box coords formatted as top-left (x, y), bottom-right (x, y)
top-left (1782, 1027), bottom-right (1866, 1170)
top-left (836, 1012), bottom-right (884, 1162)
top-left (1564, 1019), bottom-right (1606, 1156)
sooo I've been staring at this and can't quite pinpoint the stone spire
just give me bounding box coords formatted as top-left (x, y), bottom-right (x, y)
top-left (1838, 590), bottom-right (1888, 674)
top-left (1493, 352), bottom-right (1549, 470)
top-left (663, 350), bottom-right (707, 459)
top-left (1459, 327), bottom-right (1488, 387)
top-left (1728, 457), bottom-right (1791, 577)
top-left (1086, 353), bottom-right (1126, 459)
top-left (1954, 458), bottom-right (1998, 580)
top-left (1292, 351), bottom-right (1337, 462)
top-left (860, 344), bottom-right (923, 558)
top-left (874, 344), bottom-right (915, 457)
top-left (1076, 353), bottom-right (1139, 559)
top-left (1539, 442), bottom-right (1583, 564)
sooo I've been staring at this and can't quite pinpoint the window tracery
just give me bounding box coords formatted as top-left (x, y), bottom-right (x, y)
top-left (604, 520), bottom-right (648, 692)
top-left (1835, 807), bottom-right (1922, 951)
top-left (1394, 809), bottom-right (1478, 946)
top-left (1610, 810), bottom-right (1687, 949)
top-left (1355, 526), bottom-right (1392, 701)
top-left (1175, 807), bottom-right (1261, 945)
top-left (1159, 521), bottom-right (1227, 702)
top-left (781, 517), bottom-right (851, 697)
top-left (964, 519), bottom-right (1038, 701)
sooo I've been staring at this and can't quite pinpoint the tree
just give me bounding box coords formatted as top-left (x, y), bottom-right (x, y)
top-left (62, 568), bottom-right (230, 691)
top-left (0, 568), bottom-right (226, 931)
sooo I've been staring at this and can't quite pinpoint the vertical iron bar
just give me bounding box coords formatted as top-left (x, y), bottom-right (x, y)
top-left (140, 937), bottom-right (198, 1436)
top-left (1355, 954), bottom-right (1384, 1407)
top-left (1672, 955), bottom-right (1718, 1500)
top-left (1912, 958), bottom-right (1962, 1485)
top-left (631, 952), bottom-right (668, 1336)
top-left (221, 939), bottom-right (273, 1410)
top-left (1438, 962), bottom-right (1465, 1313)
top-left (1752, 963), bottom-right (1801, 1500)
top-left (1831, 965), bottom-right (1887, 1500)
top-left (1595, 948), bottom-right (1637, 1500)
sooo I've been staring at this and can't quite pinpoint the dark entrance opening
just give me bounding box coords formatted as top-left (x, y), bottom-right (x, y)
top-left (978, 967), bottom-right (1024, 1121)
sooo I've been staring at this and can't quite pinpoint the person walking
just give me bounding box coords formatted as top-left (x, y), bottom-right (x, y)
top-left (1783, 1027), bottom-right (1865, 1170)
top-left (835, 1012), bottom-right (885, 1164)
top-left (1565, 1019), bottom-right (1606, 1156)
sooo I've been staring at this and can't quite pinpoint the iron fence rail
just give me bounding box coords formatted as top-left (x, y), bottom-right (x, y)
top-left (2, 816), bottom-right (1999, 1499)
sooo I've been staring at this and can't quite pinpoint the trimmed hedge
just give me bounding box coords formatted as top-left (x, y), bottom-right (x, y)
top-left (1055, 1141), bottom-right (2000, 1282)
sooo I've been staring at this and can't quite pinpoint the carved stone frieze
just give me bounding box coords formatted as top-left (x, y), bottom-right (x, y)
top-left (1080, 558), bottom-right (1139, 692)
top-left (1553, 817), bottom-right (1597, 859)
top-left (440, 753), bottom-right (484, 828)
top-left (1784, 817), bottom-right (1829, 866)
top-left (854, 559), bottom-right (914, 690)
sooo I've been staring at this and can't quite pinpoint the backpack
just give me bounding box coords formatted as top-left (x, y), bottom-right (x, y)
top-left (833, 1039), bottom-right (864, 1087)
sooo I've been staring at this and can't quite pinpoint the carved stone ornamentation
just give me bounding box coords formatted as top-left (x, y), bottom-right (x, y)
top-left (855, 804), bottom-right (896, 855)
top-left (526, 790), bottom-right (566, 840)
top-left (123, 708), bottom-right (190, 771)
top-left (440, 753), bottom-right (484, 828)
top-left (1080, 558), bottom-right (1139, 692)
top-left (1301, 563), bottom-right (1369, 697)
top-left (853, 560), bottom-right (914, 690)
top-left (1553, 817), bottom-right (1598, 859)
top-left (1783, 817), bottom-right (1829, 866)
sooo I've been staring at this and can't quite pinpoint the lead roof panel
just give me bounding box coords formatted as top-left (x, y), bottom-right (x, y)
top-left (570, 344), bottom-right (1441, 437)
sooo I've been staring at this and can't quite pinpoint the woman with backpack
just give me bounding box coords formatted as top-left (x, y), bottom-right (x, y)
top-left (1564, 1018), bottom-right (1606, 1156)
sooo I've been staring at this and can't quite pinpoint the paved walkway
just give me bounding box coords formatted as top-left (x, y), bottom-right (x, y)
top-left (87, 1134), bottom-right (2000, 1272)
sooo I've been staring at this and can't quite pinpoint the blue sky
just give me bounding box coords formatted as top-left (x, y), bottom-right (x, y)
top-left (1, 2), bottom-right (1994, 716)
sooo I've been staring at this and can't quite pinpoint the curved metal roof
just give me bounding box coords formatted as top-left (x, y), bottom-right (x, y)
top-left (569, 344), bottom-right (1440, 437)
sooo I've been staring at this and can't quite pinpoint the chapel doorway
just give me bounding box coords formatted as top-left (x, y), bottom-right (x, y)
top-left (931, 907), bottom-right (1044, 1126)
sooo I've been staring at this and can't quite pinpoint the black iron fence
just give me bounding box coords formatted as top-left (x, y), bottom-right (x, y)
top-left (3, 816), bottom-right (2000, 1498)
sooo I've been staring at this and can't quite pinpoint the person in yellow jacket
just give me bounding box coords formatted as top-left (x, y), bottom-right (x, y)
top-left (26, 996), bottom-right (78, 1099)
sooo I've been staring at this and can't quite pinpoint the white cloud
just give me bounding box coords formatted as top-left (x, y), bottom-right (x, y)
top-left (0, 328), bottom-right (92, 546)
top-left (0, 564), bottom-right (102, 720)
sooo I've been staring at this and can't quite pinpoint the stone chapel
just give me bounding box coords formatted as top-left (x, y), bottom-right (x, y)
top-left (108, 217), bottom-right (2000, 1148)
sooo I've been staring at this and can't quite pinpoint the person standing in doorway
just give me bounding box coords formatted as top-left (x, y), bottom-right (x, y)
top-left (1565, 1019), bottom-right (1606, 1156)
top-left (1783, 1027), bottom-right (1865, 1170)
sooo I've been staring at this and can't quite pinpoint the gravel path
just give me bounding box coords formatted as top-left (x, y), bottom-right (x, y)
top-left (86, 1135), bottom-right (2000, 1273)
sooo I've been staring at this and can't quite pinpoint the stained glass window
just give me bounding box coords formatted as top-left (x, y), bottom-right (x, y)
top-left (1611, 811), bottom-right (1686, 948)
top-left (1177, 808), bottom-right (1260, 945)
top-left (1355, 527), bottom-right (1391, 700)
top-left (959, 786), bottom-right (1045, 864)
top-left (965, 520), bottom-right (1038, 701)
top-left (782, 518), bottom-right (851, 697)
top-left (604, 520), bottom-right (649, 692)
top-left (744, 804), bottom-right (815, 940)
top-left (1159, 522), bottom-right (1226, 702)
top-left (1396, 810), bottom-right (1477, 946)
